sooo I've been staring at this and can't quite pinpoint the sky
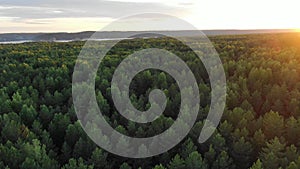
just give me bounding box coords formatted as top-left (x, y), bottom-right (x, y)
top-left (0, 0), bottom-right (300, 33)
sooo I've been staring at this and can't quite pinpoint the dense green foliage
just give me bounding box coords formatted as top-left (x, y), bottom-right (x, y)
top-left (1, 33), bottom-right (300, 169)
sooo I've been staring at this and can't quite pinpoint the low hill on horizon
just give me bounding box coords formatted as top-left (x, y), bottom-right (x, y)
top-left (0, 29), bottom-right (295, 42)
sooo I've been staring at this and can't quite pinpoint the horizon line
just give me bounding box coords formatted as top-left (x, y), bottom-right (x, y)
top-left (0, 28), bottom-right (299, 35)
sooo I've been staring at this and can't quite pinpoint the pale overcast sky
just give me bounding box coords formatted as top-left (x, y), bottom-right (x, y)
top-left (0, 0), bottom-right (299, 33)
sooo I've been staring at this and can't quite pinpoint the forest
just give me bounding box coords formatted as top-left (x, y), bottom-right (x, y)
top-left (1, 33), bottom-right (300, 169)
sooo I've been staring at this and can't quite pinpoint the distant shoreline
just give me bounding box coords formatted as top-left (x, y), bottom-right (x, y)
top-left (0, 29), bottom-right (297, 44)
top-left (0, 38), bottom-right (134, 44)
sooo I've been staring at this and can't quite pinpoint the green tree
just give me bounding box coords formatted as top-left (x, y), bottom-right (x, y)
top-left (73, 138), bottom-right (96, 159)
top-left (185, 151), bottom-right (208, 169)
top-left (89, 148), bottom-right (109, 169)
top-left (287, 162), bottom-right (298, 169)
top-left (153, 164), bottom-right (166, 169)
top-left (204, 145), bottom-right (216, 167)
top-left (62, 158), bottom-right (94, 169)
top-left (21, 139), bottom-right (59, 169)
top-left (20, 105), bottom-right (37, 127)
top-left (249, 159), bottom-right (263, 169)
top-left (180, 138), bottom-right (197, 159)
top-left (212, 151), bottom-right (235, 169)
top-left (48, 113), bottom-right (71, 147)
top-left (285, 117), bottom-right (300, 145)
top-left (119, 163), bottom-right (132, 169)
top-left (65, 122), bottom-right (84, 148)
top-left (39, 105), bottom-right (53, 127)
top-left (231, 137), bottom-right (253, 168)
top-left (168, 154), bottom-right (185, 169)
top-left (1, 119), bottom-right (21, 142)
top-left (260, 137), bottom-right (286, 168)
top-left (262, 111), bottom-right (284, 139)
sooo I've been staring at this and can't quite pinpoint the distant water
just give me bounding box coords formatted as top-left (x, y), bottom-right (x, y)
top-left (0, 29), bottom-right (296, 44)
top-left (0, 40), bottom-right (33, 44)
top-left (0, 38), bottom-right (133, 44)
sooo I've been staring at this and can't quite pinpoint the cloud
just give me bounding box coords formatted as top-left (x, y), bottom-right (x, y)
top-left (0, 0), bottom-right (184, 21)
top-left (0, 0), bottom-right (197, 32)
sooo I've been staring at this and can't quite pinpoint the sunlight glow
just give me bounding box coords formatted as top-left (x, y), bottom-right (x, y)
top-left (0, 0), bottom-right (299, 32)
